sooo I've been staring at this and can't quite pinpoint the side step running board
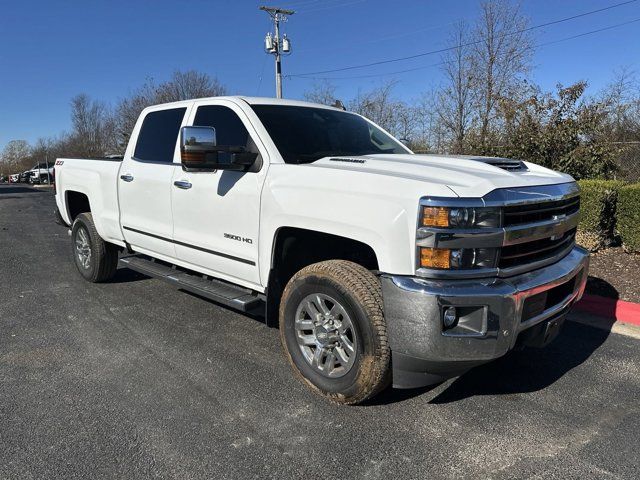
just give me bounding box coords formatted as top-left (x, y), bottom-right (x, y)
top-left (119, 255), bottom-right (264, 313)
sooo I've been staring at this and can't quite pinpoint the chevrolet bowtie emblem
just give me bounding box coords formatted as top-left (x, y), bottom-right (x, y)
top-left (550, 214), bottom-right (566, 240)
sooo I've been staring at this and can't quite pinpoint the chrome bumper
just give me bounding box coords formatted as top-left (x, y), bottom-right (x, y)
top-left (381, 246), bottom-right (589, 388)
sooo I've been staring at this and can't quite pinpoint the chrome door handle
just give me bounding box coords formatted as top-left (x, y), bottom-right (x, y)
top-left (120, 174), bottom-right (134, 182)
top-left (173, 180), bottom-right (192, 190)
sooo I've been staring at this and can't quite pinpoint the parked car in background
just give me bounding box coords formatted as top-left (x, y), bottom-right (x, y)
top-left (54, 96), bottom-right (589, 405)
top-left (9, 174), bottom-right (20, 183)
top-left (28, 163), bottom-right (54, 184)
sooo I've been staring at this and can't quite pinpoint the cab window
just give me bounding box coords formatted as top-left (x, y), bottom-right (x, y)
top-left (193, 105), bottom-right (257, 167)
top-left (134, 107), bottom-right (186, 163)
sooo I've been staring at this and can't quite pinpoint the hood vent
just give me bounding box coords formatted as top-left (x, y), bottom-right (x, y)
top-left (470, 157), bottom-right (528, 172)
top-left (330, 157), bottom-right (366, 164)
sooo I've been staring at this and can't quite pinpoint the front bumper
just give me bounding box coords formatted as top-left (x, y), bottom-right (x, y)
top-left (381, 246), bottom-right (589, 388)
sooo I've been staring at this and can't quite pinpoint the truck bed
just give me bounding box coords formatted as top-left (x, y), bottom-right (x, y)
top-left (55, 157), bottom-right (124, 246)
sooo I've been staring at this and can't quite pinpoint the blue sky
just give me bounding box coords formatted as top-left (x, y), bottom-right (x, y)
top-left (1, 0), bottom-right (639, 150)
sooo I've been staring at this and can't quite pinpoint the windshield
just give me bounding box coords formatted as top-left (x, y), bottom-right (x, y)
top-left (251, 105), bottom-right (409, 164)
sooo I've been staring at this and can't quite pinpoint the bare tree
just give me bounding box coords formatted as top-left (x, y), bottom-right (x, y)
top-left (303, 80), bottom-right (339, 106)
top-left (27, 137), bottom-right (58, 168)
top-left (348, 81), bottom-right (422, 143)
top-left (68, 94), bottom-right (115, 156)
top-left (349, 81), bottom-right (398, 132)
top-left (0, 140), bottom-right (31, 173)
top-left (155, 70), bottom-right (227, 103)
top-left (471, 0), bottom-right (533, 150)
top-left (115, 70), bottom-right (227, 150)
top-left (394, 103), bottom-right (421, 143)
top-left (435, 21), bottom-right (476, 153)
top-left (114, 79), bottom-right (159, 151)
top-left (599, 67), bottom-right (640, 180)
top-left (600, 67), bottom-right (640, 138)
top-left (415, 91), bottom-right (447, 153)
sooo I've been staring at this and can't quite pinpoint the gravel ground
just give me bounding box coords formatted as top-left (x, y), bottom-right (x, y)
top-left (1, 184), bottom-right (640, 479)
top-left (586, 247), bottom-right (640, 303)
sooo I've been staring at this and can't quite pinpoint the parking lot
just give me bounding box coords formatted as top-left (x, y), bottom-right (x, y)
top-left (1, 183), bottom-right (639, 479)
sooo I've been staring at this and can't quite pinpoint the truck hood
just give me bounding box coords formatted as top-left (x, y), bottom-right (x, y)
top-left (307, 154), bottom-right (574, 197)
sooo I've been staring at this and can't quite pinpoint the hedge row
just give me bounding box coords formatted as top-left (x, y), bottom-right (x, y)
top-left (617, 183), bottom-right (640, 252)
top-left (577, 180), bottom-right (640, 252)
top-left (577, 180), bottom-right (624, 239)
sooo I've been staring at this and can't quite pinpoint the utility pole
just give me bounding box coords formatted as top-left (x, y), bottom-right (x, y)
top-left (260, 6), bottom-right (294, 99)
top-left (45, 153), bottom-right (51, 185)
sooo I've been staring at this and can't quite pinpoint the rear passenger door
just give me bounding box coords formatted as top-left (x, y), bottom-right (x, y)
top-left (119, 106), bottom-right (188, 260)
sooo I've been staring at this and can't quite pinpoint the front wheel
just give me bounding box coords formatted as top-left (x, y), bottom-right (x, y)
top-left (279, 260), bottom-right (390, 405)
top-left (71, 212), bottom-right (118, 283)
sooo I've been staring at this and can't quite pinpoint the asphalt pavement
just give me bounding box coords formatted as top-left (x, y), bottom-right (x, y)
top-left (1, 183), bottom-right (639, 479)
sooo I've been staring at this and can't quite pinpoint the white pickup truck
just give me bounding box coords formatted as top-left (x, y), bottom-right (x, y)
top-left (29, 163), bottom-right (54, 184)
top-left (55, 96), bottom-right (589, 404)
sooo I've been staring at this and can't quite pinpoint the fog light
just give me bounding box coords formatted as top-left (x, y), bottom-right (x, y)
top-left (443, 306), bottom-right (457, 328)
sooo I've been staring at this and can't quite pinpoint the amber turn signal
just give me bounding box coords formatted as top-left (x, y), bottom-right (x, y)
top-left (422, 206), bottom-right (449, 227)
top-left (420, 247), bottom-right (451, 269)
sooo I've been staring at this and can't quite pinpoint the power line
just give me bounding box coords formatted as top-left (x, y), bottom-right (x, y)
top-left (289, 0), bottom-right (638, 76)
top-left (301, 0), bottom-right (366, 14)
top-left (280, 0), bottom-right (317, 6)
top-left (295, 18), bottom-right (461, 54)
top-left (538, 16), bottom-right (640, 47)
top-left (290, 61), bottom-right (445, 80)
top-left (280, 0), bottom-right (360, 12)
top-left (279, 0), bottom-right (321, 8)
top-left (288, 16), bottom-right (640, 81)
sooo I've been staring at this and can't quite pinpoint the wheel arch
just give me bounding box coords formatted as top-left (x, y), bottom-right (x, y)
top-left (265, 226), bottom-right (380, 327)
top-left (65, 190), bottom-right (92, 222)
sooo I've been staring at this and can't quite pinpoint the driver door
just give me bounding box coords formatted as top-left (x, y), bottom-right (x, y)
top-left (170, 100), bottom-right (268, 289)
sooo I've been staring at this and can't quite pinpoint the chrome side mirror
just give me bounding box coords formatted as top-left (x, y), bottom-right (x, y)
top-left (180, 126), bottom-right (220, 171)
top-left (180, 126), bottom-right (258, 172)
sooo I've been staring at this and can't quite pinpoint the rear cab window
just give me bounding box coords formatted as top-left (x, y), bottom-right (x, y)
top-left (134, 107), bottom-right (187, 163)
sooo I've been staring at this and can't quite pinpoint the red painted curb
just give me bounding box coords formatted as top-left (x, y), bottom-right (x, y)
top-left (574, 294), bottom-right (640, 326)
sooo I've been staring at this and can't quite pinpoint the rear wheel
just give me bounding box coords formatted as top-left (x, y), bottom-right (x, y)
top-left (71, 212), bottom-right (118, 283)
top-left (279, 260), bottom-right (390, 405)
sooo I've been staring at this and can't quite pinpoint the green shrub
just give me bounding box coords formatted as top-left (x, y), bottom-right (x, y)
top-left (617, 183), bottom-right (640, 252)
top-left (577, 180), bottom-right (625, 245)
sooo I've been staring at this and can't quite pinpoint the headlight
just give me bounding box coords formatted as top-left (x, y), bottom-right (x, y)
top-left (421, 206), bottom-right (501, 228)
top-left (420, 247), bottom-right (498, 270)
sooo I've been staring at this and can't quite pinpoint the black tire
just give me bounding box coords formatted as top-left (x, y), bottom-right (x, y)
top-left (279, 260), bottom-right (390, 405)
top-left (71, 212), bottom-right (118, 283)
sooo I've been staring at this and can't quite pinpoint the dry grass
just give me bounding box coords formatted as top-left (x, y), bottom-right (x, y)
top-left (576, 230), bottom-right (601, 252)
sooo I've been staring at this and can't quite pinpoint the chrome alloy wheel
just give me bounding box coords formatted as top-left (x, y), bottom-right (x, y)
top-left (294, 293), bottom-right (357, 378)
top-left (75, 227), bottom-right (92, 269)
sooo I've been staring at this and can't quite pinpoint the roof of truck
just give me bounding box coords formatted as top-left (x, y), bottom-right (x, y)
top-left (239, 96), bottom-right (342, 109)
top-left (142, 96), bottom-right (342, 111)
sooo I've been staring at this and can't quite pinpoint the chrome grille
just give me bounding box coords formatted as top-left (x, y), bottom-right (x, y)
top-left (499, 228), bottom-right (576, 269)
top-left (504, 196), bottom-right (580, 227)
top-left (416, 183), bottom-right (582, 280)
